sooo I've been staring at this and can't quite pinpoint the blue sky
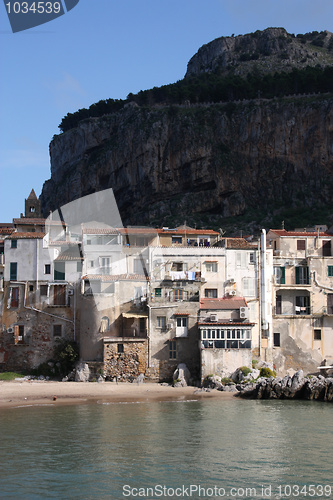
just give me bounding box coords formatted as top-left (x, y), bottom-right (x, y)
top-left (1, 0), bottom-right (332, 223)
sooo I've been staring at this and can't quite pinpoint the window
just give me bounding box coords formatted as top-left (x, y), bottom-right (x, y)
top-left (11, 239), bottom-right (17, 249)
top-left (328, 266), bottom-right (333, 277)
top-left (14, 325), bottom-right (24, 344)
top-left (176, 317), bottom-right (187, 327)
top-left (77, 261), bottom-right (83, 272)
top-left (176, 316), bottom-right (188, 337)
top-left (11, 287), bottom-right (19, 308)
top-left (297, 240), bottom-right (306, 250)
top-left (30, 206), bottom-right (35, 213)
top-left (44, 264), bottom-right (51, 274)
top-left (40, 285), bottom-right (48, 296)
top-left (295, 266), bottom-right (309, 285)
top-left (249, 252), bottom-right (255, 264)
top-left (172, 236), bottom-right (182, 245)
top-left (169, 340), bottom-right (177, 360)
top-left (157, 316), bottom-right (166, 329)
top-left (327, 294), bottom-right (333, 315)
top-left (117, 343), bottom-right (124, 354)
top-left (273, 332), bottom-right (281, 347)
top-left (10, 262), bottom-right (17, 281)
top-left (139, 317), bottom-right (146, 334)
top-left (205, 288), bottom-right (217, 298)
top-left (243, 277), bottom-right (255, 296)
top-left (100, 316), bottom-right (110, 332)
top-left (205, 262), bottom-right (218, 272)
top-left (100, 257), bottom-right (111, 275)
top-left (295, 295), bottom-right (310, 315)
top-left (174, 289), bottom-right (184, 301)
top-left (53, 285), bottom-right (66, 306)
top-left (171, 262), bottom-right (184, 272)
top-left (322, 240), bottom-right (332, 257)
top-left (155, 288), bottom-right (162, 297)
top-left (53, 324), bottom-right (62, 337)
top-left (54, 262), bottom-right (65, 281)
top-left (314, 329), bottom-right (322, 341)
top-left (274, 266), bottom-right (285, 284)
top-left (134, 258), bottom-right (145, 274)
top-left (276, 294), bottom-right (282, 315)
top-left (236, 252), bottom-right (247, 268)
top-left (29, 284), bottom-right (34, 292)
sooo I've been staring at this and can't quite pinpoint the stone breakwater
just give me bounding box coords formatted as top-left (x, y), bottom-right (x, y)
top-left (237, 370), bottom-right (333, 402)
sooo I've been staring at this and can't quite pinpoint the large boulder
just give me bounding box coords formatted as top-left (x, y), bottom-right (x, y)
top-left (75, 362), bottom-right (90, 382)
top-left (173, 363), bottom-right (191, 387)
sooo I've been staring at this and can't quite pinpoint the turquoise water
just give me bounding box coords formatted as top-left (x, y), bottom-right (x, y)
top-left (0, 399), bottom-right (332, 499)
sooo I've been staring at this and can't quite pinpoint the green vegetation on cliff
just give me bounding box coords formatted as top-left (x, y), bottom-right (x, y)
top-left (59, 65), bottom-right (333, 133)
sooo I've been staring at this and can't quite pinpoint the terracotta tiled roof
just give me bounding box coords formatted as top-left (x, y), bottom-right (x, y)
top-left (82, 273), bottom-right (148, 281)
top-left (118, 228), bottom-right (158, 235)
top-left (13, 218), bottom-right (46, 225)
top-left (0, 227), bottom-right (14, 236)
top-left (269, 229), bottom-right (331, 237)
top-left (225, 238), bottom-right (257, 249)
top-left (6, 232), bottom-right (45, 239)
top-left (200, 297), bottom-right (248, 309)
top-left (49, 240), bottom-right (80, 246)
top-left (55, 248), bottom-right (83, 261)
top-left (83, 228), bottom-right (119, 235)
top-left (119, 226), bottom-right (219, 236)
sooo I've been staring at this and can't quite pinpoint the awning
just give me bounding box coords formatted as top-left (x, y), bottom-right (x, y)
top-left (122, 312), bottom-right (148, 319)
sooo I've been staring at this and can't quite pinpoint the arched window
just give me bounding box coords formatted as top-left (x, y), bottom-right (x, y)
top-left (100, 316), bottom-right (110, 332)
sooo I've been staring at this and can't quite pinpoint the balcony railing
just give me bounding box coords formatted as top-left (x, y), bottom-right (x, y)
top-left (202, 340), bottom-right (251, 349)
top-left (274, 306), bottom-right (311, 316)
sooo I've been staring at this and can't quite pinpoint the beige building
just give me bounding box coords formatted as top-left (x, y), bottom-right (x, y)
top-left (268, 229), bottom-right (333, 373)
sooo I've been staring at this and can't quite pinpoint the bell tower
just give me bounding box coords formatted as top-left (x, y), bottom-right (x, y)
top-left (24, 189), bottom-right (41, 218)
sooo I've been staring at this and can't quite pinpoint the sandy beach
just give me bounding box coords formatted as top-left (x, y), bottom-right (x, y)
top-left (0, 380), bottom-right (236, 409)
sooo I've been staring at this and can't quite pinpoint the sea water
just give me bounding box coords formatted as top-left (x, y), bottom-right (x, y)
top-left (0, 399), bottom-right (332, 500)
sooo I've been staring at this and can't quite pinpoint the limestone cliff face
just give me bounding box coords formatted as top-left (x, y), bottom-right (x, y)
top-left (41, 96), bottom-right (333, 227)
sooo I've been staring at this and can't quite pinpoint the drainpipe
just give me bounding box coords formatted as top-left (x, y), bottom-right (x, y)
top-left (312, 271), bottom-right (333, 292)
top-left (261, 229), bottom-right (269, 337)
top-left (147, 303), bottom-right (152, 368)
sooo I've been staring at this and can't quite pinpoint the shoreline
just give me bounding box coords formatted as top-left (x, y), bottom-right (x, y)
top-left (0, 380), bottom-right (236, 410)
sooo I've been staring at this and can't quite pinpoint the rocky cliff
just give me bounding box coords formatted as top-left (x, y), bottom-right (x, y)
top-left (185, 27), bottom-right (333, 78)
top-left (41, 28), bottom-right (333, 231)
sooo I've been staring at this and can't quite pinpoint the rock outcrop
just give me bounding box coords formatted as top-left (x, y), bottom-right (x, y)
top-left (238, 370), bottom-right (333, 402)
top-left (185, 28), bottom-right (333, 78)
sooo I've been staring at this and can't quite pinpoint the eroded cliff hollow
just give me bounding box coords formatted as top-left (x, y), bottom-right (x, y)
top-left (41, 94), bottom-right (333, 230)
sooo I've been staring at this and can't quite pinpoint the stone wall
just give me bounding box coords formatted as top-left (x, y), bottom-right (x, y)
top-left (103, 338), bottom-right (148, 381)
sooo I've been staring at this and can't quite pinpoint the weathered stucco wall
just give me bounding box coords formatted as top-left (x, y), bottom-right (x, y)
top-left (201, 348), bottom-right (252, 380)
